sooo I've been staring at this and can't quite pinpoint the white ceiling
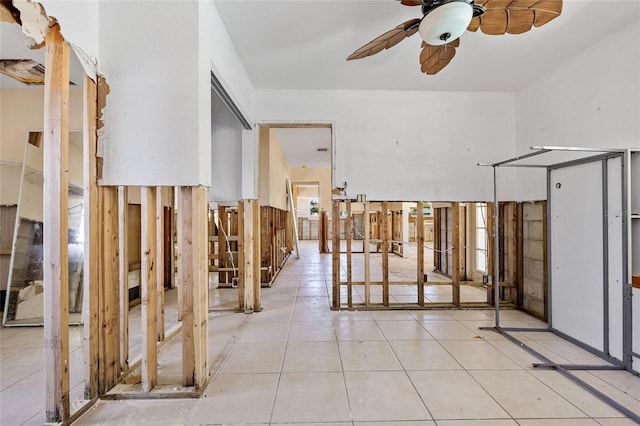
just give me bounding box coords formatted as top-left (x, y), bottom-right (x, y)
top-left (214, 0), bottom-right (640, 92)
top-left (272, 127), bottom-right (332, 169)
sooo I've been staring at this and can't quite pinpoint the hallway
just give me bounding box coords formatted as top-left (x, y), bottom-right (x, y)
top-left (3, 241), bottom-right (638, 425)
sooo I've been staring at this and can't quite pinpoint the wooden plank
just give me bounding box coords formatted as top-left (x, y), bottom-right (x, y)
top-left (382, 201), bottom-right (389, 307)
top-left (178, 187), bottom-right (195, 385)
top-left (417, 201), bottom-right (425, 306)
top-left (516, 203), bottom-right (524, 307)
top-left (141, 186), bottom-right (158, 392)
top-left (332, 201), bottom-right (340, 309)
top-left (346, 200), bottom-right (352, 308)
top-left (218, 206), bottom-right (228, 285)
top-left (486, 202), bottom-right (495, 303)
top-left (101, 186), bottom-right (120, 393)
top-left (237, 201), bottom-right (245, 310)
top-left (156, 186), bottom-right (165, 341)
top-left (363, 202), bottom-right (371, 307)
top-left (542, 201), bottom-right (548, 320)
top-left (252, 200), bottom-right (261, 310)
top-left (452, 202), bottom-right (461, 306)
top-left (432, 208), bottom-right (440, 271)
top-left (242, 199), bottom-right (260, 312)
top-left (118, 186), bottom-right (129, 371)
top-left (82, 74), bottom-right (100, 399)
top-left (43, 24), bottom-right (70, 423)
top-left (193, 186), bottom-right (209, 389)
top-left (506, 202), bottom-right (517, 304)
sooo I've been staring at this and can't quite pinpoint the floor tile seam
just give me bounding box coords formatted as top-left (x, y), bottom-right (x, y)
top-left (573, 370), bottom-right (640, 405)
top-left (0, 363), bottom-right (46, 392)
top-left (475, 367), bottom-right (594, 419)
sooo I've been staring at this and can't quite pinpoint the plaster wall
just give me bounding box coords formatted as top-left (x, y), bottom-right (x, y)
top-left (256, 90), bottom-right (516, 202)
top-left (290, 167), bottom-right (331, 213)
top-left (97, 1), bottom-right (202, 186)
top-left (515, 19), bottom-right (640, 201)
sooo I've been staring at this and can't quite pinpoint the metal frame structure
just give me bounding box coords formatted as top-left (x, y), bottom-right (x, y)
top-left (479, 145), bottom-right (638, 422)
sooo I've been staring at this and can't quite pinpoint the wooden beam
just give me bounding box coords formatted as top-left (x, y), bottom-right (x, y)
top-left (218, 206), bottom-right (228, 285)
top-left (193, 186), bottom-right (209, 389)
top-left (141, 186), bottom-right (158, 393)
top-left (382, 201), bottom-right (389, 307)
top-left (332, 201), bottom-right (340, 309)
top-left (417, 201), bottom-right (425, 306)
top-left (178, 187), bottom-right (196, 384)
top-left (363, 201), bottom-right (370, 307)
top-left (82, 74), bottom-right (99, 400)
top-left (506, 202), bottom-right (517, 304)
top-left (156, 187), bottom-right (165, 341)
top-left (100, 186), bottom-right (120, 393)
top-left (433, 208), bottom-right (441, 271)
top-left (346, 200), bottom-right (352, 308)
top-left (452, 203), bottom-right (461, 306)
top-left (118, 186), bottom-right (129, 371)
top-left (43, 24), bottom-right (70, 423)
top-left (252, 201), bottom-right (261, 311)
top-left (238, 201), bottom-right (245, 310)
top-left (487, 202), bottom-right (495, 304)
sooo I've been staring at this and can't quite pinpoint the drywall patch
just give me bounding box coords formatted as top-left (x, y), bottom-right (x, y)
top-left (13, 0), bottom-right (55, 44)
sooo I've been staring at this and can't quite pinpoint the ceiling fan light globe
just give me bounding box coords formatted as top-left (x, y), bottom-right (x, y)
top-left (418, 1), bottom-right (473, 46)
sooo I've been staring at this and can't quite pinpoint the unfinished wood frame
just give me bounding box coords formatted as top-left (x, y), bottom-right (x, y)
top-left (141, 187), bottom-right (158, 392)
top-left (118, 186), bottom-right (129, 371)
top-left (178, 186), bottom-right (209, 388)
top-left (43, 24), bottom-right (71, 423)
top-left (239, 199), bottom-right (261, 313)
top-left (260, 206), bottom-right (291, 286)
top-left (156, 187), bottom-right (165, 341)
top-left (417, 201), bottom-right (425, 306)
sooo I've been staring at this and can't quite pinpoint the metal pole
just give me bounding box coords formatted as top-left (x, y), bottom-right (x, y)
top-left (494, 166), bottom-right (500, 328)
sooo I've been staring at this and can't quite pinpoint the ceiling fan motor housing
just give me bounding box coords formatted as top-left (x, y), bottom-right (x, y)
top-left (419, 0), bottom-right (482, 45)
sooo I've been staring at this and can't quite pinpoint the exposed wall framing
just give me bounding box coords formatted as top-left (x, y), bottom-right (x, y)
top-left (261, 206), bottom-right (292, 285)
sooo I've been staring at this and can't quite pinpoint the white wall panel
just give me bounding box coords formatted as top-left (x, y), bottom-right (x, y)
top-left (550, 160), bottom-right (604, 351)
top-left (516, 20), bottom-right (640, 201)
top-left (256, 90), bottom-right (516, 202)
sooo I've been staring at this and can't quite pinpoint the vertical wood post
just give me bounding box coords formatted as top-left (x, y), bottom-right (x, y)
top-left (141, 186), bottom-right (158, 392)
top-left (252, 201), bottom-right (261, 311)
top-left (363, 201), bottom-right (370, 307)
top-left (82, 74), bottom-right (99, 399)
top-left (506, 202), bottom-right (517, 304)
top-left (118, 186), bottom-right (129, 371)
top-left (156, 187), bottom-right (165, 341)
top-left (332, 201), bottom-right (340, 309)
top-left (218, 206), bottom-right (228, 285)
top-left (433, 208), bottom-right (441, 271)
top-left (487, 203), bottom-right (496, 304)
top-left (452, 203), bottom-right (461, 306)
top-left (193, 187), bottom-right (209, 389)
top-left (346, 200), bottom-right (352, 308)
top-left (100, 187), bottom-right (120, 392)
top-left (178, 187), bottom-right (195, 384)
top-left (238, 201), bottom-right (245, 310)
top-left (44, 24), bottom-right (70, 423)
top-left (382, 201), bottom-right (389, 307)
top-left (417, 201), bottom-right (425, 306)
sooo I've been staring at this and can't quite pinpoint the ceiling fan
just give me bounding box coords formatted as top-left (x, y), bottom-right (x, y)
top-left (347, 0), bottom-right (562, 75)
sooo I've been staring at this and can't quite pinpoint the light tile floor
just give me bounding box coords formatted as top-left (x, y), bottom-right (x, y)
top-left (1, 241), bottom-right (639, 425)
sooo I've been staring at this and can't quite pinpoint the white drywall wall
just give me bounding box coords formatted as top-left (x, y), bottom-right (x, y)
top-left (256, 90), bottom-right (517, 201)
top-left (209, 88), bottom-right (243, 203)
top-left (516, 19), bottom-right (640, 201)
top-left (97, 1), bottom-right (202, 186)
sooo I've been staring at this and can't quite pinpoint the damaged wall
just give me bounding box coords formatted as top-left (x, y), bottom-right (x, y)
top-left (259, 128), bottom-right (290, 211)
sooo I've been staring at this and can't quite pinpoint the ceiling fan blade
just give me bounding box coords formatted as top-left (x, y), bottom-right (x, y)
top-left (467, 0), bottom-right (562, 35)
top-left (397, 0), bottom-right (423, 6)
top-left (419, 39), bottom-right (460, 75)
top-left (347, 18), bottom-right (421, 60)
